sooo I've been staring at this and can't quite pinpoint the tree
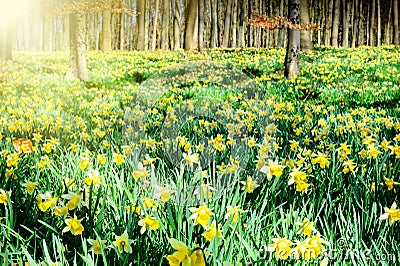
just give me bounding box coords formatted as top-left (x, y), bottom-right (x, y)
top-left (66, 10), bottom-right (89, 81)
top-left (222, 0), bottom-right (232, 48)
top-left (151, 0), bottom-right (160, 51)
top-left (394, 0), bottom-right (399, 45)
top-left (184, 0), bottom-right (198, 50)
top-left (161, 0), bottom-right (169, 50)
top-left (198, 0), bottom-right (205, 53)
top-left (331, 0), bottom-right (340, 47)
top-left (300, 0), bottom-right (313, 50)
top-left (0, 22), bottom-right (13, 62)
top-left (137, 0), bottom-right (146, 50)
top-left (284, 0), bottom-right (301, 79)
top-left (173, 0), bottom-right (181, 50)
top-left (102, 10), bottom-right (112, 51)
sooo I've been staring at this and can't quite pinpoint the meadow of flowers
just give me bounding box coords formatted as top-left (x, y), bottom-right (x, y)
top-left (0, 46), bottom-right (399, 265)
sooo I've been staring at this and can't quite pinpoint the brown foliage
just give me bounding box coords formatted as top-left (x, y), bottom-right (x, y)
top-left (50, 0), bottom-right (135, 15)
top-left (248, 14), bottom-right (321, 31)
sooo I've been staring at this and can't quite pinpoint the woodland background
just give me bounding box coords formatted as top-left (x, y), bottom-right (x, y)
top-left (0, 0), bottom-right (399, 57)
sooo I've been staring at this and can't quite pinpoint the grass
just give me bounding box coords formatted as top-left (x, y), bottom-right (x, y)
top-left (0, 46), bottom-right (399, 265)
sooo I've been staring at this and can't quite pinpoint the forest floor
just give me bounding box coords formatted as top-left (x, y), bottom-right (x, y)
top-left (0, 46), bottom-right (399, 265)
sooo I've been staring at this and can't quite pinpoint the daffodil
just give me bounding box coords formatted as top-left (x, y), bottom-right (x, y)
top-left (202, 220), bottom-right (223, 242)
top-left (132, 162), bottom-right (149, 180)
top-left (379, 201), bottom-right (400, 226)
top-left (138, 215), bottom-right (160, 234)
top-left (384, 178), bottom-right (400, 191)
top-left (79, 157), bottom-right (90, 170)
top-left (295, 218), bottom-right (317, 236)
top-left (166, 238), bottom-right (205, 266)
top-left (84, 168), bottom-right (101, 187)
top-left (0, 189), bottom-right (10, 205)
top-left (240, 176), bottom-right (259, 193)
top-left (183, 149), bottom-right (199, 166)
top-left (23, 181), bottom-right (37, 194)
top-left (62, 192), bottom-right (82, 210)
top-left (62, 215), bottom-right (84, 235)
top-left (113, 153), bottom-right (125, 165)
top-left (154, 185), bottom-right (174, 203)
top-left (87, 238), bottom-right (107, 255)
top-left (267, 236), bottom-right (293, 260)
top-left (189, 205), bottom-right (213, 226)
top-left (113, 230), bottom-right (133, 253)
top-left (225, 206), bottom-right (245, 223)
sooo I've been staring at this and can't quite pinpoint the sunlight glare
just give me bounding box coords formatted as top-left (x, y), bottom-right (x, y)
top-left (0, 0), bottom-right (29, 24)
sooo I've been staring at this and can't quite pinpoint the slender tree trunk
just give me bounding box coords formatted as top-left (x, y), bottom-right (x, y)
top-left (284, 0), bottom-right (300, 80)
top-left (342, 0), bottom-right (349, 47)
top-left (0, 20), bottom-right (13, 61)
top-left (385, 0), bottom-right (392, 45)
top-left (120, 13), bottom-right (125, 50)
top-left (152, 0), bottom-right (160, 51)
top-left (300, 0), bottom-right (313, 50)
top-left (102, 10), bottom-right (112, 51)
top-left (324, 0), bottom-right (332, 46)
top-left (394, 0), bottom-right (399, 45)
top-left (331, 0), bottom-right (340, 47)
top-left (173, 0), bottom-right (181, 50)
top-left (358, 0), bottom-right (364, 46)
top-left (43, 14), bottom-right (53, 51)
top-left (67, 11), bottom-right (89, 81)
top-left (239, 0), bottom-right (246, 48)
top-left (184, 0), bottom-right (198, 50)
top-left (161, 0), bottom-right (170, 49)
top-left (137, 0), bottom-right (146, 50)
top-left (377, 0), bottom-right (381, 46)
top-left (222, 0), bottom-right (232, 48)
top-left (370, 0), bottom-right (375, 46)
top-left (231, 0), bottom-right (238, 48)
top-left (351, 0), bottom-right (358, 47)
top-left (144, 0), bottom-right (150, 50)
top-left (278, 0), bottom-right (285, 47)
top-left (198, 0), bottom-right (205, 53)
top-left (210, 0), bottom-right (218, 48)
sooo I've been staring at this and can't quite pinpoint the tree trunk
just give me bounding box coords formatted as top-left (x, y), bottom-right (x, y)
top-left (358, 0), bottom-right (364, 46)
top-left (331, 0), bottom-right (340, 47)
top-left (0, 21), bottom-right (13, 61)
top-left (137, 0), bottom-right (146, 50)
top-left (173, 0), bottom-right (181, 50)
top-left (231, 0), bottom-right (238, 48)
top-left (120, 12), bottom-right (125, 50)
top-left (377, 0), bottom-right (381, 46)
top-left (239, 0), bottom-right (247, 48)
top-left (152, 0), bottom-right (160, 51)
top-left (67, 12), bottom-right (89, 81)
top-left (184, 0), bottom-right (198, 50)
top-left (210, 0), bottom-right (218, 48)
top-left (278, 0), bottom-right (285, 47)
top-left (370, 0), bottom-right (375, 46)
top-left (351, 0), bottom-right (358, 47)
top-left (198, 0), bottom-right (205, 53)
top-left (284, 0), bottom-right (300, 80)
top-left (324, 0), bottom-right (332, 46)
top-left (342, 0), bottom-right (349, 47)
top-left (43, 14), bottom-right (53, 51)
top-left (102, 10), bottom-right (112, 51)
top-left (385, 0), bottom-right (392, 45)
top-left (394, 0), bottom-right (399, 45)
top-left (222, 0), bottom-right (232, 48)
top-left (300, 0), bottom-right (313, 50)
top-left (62, 15), bottom-right (70, 50)
top-left (144, 0), bottom-right (150, 50)
top-left (161, 0), bottom-right (170, 50)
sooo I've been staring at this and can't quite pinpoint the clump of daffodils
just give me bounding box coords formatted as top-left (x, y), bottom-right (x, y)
top-left (267, 215), bottom-right (329, 262)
